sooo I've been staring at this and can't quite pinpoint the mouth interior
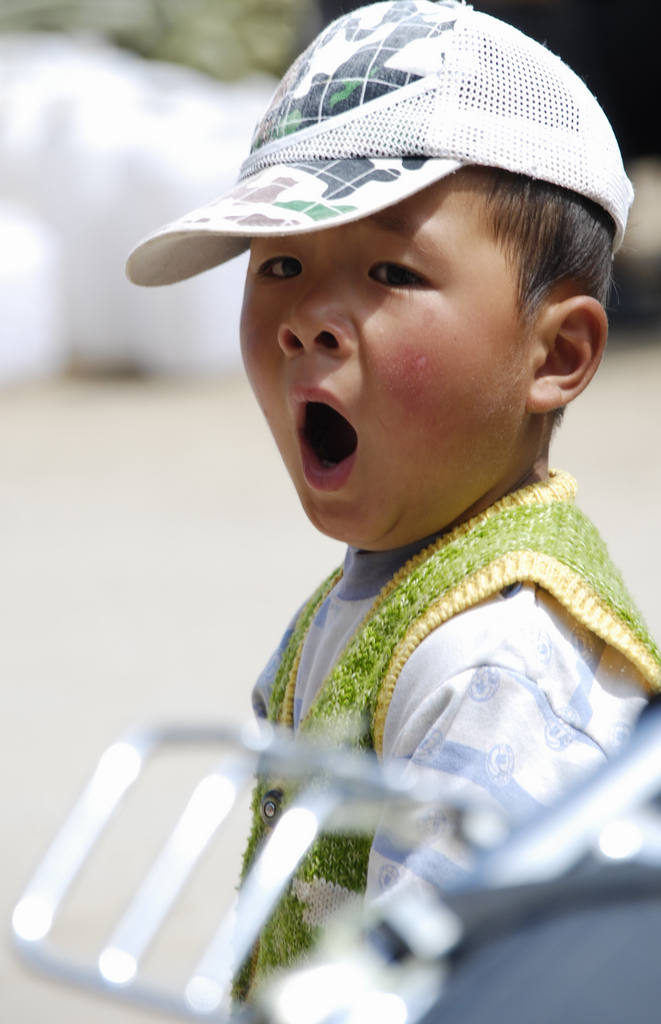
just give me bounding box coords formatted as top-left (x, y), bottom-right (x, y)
top-left (305, 402), bottom-right (357, 468)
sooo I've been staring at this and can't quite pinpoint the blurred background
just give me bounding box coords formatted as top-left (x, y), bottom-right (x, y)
top-left (1, 1), bottom-right (660, 1021)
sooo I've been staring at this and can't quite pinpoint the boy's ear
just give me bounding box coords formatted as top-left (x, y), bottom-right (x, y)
top-left (526, 293), bottom-right (608, 414)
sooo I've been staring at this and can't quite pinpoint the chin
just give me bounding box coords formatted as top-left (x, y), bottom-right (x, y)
top-left (301, 500), bottom-right (372, 549)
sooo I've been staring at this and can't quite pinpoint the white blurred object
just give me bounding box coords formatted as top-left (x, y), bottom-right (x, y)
top-left (0, 200), bottom-right (67, 382)
top-left (0, 33), bottom-right (275, 374)
top-left (625, 158), bottom-right (661, 259)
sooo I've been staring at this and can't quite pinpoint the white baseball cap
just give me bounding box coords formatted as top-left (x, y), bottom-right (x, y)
top-left (126, 0), bottom-right (633, 287)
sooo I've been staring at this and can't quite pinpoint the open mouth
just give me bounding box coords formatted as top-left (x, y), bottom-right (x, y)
top-left (304, 402), bottom-right (357, 468)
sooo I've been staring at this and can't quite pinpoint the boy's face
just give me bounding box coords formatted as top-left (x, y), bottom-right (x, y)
top-left (241, 173), bottom-right (546, 551)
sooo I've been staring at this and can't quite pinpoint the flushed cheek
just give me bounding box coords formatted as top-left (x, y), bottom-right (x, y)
top-left (371, 336), bottom-right (431, 393)
top-left (366, 338), bottom-right (463, 429)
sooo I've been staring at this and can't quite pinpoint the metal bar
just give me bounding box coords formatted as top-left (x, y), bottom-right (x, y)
top-left (97, 752), bottom-right (254, 986)
top-left (185, 788), bottom-right (343, 1014)
top-left (12, 733), bottom-right (155, 943)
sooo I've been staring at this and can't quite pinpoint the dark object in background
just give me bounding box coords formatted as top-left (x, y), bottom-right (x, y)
top-left (317, 0), bottom-right (661, 161)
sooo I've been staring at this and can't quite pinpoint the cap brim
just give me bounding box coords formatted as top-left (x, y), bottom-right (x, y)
top-left (126, 156), bottom-right (464, 286)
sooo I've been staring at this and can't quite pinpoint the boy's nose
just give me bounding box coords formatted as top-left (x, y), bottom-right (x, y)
top-left (276, 280), bottom-right (357, 358)
top-left (278, 327), bottom-right (340, 354)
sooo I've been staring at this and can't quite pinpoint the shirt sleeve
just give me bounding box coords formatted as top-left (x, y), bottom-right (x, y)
top-left (367, 583), bottom-right (648, 903)
top-left (251, 605), bottom-right (303, 720)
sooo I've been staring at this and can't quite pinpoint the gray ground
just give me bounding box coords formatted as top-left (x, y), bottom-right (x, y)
top-left (2, 324), bottom-right (660, 1022)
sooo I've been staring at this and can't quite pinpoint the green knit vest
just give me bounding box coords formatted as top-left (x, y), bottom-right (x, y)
top-left (233, 472), bottom-right (660, 1000)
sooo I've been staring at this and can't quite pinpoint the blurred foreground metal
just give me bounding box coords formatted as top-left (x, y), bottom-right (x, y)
top-left (12, 702), bottom-right (661, 1024)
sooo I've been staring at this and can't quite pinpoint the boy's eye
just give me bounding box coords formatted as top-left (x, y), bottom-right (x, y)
top-left (259, 256), bottom-right (302, 278)
top-left (370, 263), bottom-right (424, 287)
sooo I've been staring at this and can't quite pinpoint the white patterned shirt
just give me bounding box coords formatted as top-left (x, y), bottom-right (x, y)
top-left (252, 540), bottom-right (648, 902)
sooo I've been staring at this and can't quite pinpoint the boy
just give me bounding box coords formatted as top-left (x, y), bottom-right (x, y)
top-left (127, 0), bottom-right (660, 995)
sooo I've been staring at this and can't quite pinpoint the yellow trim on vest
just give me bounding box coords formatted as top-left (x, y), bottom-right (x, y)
top-left (374, 549), bottom-right (660, 757)
top-left (365, 469), bottom-right (578, 610)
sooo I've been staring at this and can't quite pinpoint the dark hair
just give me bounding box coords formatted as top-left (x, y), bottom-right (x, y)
top-left (472, 167), bottom-right (616, 320)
